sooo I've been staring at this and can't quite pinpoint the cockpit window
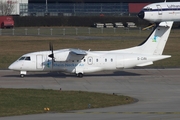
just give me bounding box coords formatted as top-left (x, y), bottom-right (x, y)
top-left (19, 57), bottom-right (25, 60)
top-left (143, 7), bottom-right (153, 11)
top-left (25, 57), bottom-right (31, 61)
top-left (19, 56), bottom-right (31, 61)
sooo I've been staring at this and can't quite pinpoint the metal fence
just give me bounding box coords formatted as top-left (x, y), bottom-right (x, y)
top-left (0, 27), bottom-right (143, 36)
top-left (20, 3), bottom-right (129, 16)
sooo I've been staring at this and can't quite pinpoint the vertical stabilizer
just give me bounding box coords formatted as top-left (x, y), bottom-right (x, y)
top-left (138, 21), bottom-right (173, 55)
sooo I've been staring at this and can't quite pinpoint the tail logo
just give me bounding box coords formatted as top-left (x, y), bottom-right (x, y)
top-left (152, 36), bottom-right (158, 42)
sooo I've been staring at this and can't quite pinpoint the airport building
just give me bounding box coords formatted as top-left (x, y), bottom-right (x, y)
top-left (1, 0), bottom-right (180, 16)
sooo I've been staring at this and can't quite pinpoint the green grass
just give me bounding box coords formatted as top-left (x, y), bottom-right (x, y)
top-left (0, 27), bottom-right (180, 68)
top-left (0, 89), bottom-right (134, 117)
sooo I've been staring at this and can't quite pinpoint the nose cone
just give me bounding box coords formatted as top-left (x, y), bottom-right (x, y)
top-left (8, 63), bottom-right (14, 70)
top-left (8, 62), bottom-right (19, 70)
top-left (138, 11), bottom-right (144, 19)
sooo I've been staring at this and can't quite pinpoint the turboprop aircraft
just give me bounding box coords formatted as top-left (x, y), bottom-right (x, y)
top-left (138, 2), bottom-right (180, 22)
top-left (9, 21), bottom-right (173, 78)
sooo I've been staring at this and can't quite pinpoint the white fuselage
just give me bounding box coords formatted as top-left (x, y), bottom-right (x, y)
top-left (138, 2), bottom-right (180, 22)
top-left (8, 21), bottom-right (173, 77)
top-left (9, 50), bottom-right (170, 74)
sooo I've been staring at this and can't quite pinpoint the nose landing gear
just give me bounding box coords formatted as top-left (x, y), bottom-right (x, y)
top-left (20, 74), bottom-right (24, 78)
top-left (20, 71), bottom-right (26, 78)
top-left (76, 73), bottom-right (83, 78)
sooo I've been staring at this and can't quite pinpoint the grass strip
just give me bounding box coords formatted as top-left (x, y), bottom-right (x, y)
top-left (0, 88), bottom-right (134, 117)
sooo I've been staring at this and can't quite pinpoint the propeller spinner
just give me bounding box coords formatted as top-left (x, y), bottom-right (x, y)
top-left (48, 43), bottom-right (55, 68)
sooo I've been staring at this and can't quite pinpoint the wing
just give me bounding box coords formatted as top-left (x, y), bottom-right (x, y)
top-left (54, 49), bottom-right (87, 61)
top-left (68, 49), bottom-right (87, 61)
top-left (69, 49), bottom-right (87, 55)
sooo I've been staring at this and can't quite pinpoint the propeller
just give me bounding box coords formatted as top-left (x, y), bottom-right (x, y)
top-left (48, 42), bottom-right (55, 68)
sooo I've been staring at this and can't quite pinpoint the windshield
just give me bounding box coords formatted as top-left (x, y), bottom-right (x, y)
top-left (18, 56), bottom-right (31, 61)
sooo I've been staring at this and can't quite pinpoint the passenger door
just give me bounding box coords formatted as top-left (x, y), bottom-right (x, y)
top-left (36, 55), bottom-right (43, 69)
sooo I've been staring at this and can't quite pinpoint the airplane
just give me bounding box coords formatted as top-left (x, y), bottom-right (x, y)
top-left (138, 2), bottom-right (180, 22)
top-left (9, 21), bottom-right (173, 78)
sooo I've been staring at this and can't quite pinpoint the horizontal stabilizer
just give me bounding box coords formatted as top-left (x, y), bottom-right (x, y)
top-left (136, 55), bottom-right (171, 67)
top-left (137, 62), bottom-right (153, 67)
top-left (159, 22), bottom-right (171, 27)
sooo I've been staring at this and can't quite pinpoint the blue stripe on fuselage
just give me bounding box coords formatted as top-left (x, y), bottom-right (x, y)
top-left (144, 8), bottom-right (180, 12)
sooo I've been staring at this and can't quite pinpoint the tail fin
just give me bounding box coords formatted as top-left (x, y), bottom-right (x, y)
top-left (139, 21), bottom-right (173, 55)
top-left (118, 21), bottom-right (174, 55)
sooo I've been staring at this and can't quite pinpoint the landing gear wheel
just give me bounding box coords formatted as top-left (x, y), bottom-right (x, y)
top-left (77, 73), bottom-right (83, 78)
top-left (20, 74), bottom-right (24, 78)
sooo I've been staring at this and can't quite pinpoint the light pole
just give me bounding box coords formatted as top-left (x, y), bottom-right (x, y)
top-left (46, 0), bottom-right (48, 13)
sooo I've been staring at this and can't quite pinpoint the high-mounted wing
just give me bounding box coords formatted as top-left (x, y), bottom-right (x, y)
top-left (68, 49), bottom-right (87, 61)
top-left (69, 49), bottom-right (87, 55)
top-left (53, 48), bottom-right (87, 61)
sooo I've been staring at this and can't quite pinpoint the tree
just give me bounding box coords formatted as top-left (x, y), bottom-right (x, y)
top-left (0, 0), bottom-right (15, 15)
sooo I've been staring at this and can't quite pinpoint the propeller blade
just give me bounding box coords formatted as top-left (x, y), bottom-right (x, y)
top-left (48, 42), bottom-right (54, 59)
top-left (48, 42), bottom-right (55, 69)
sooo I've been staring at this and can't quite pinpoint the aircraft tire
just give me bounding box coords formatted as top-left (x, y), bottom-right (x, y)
top-left (20, 74), bottom-right (24, 78)
top-left (77, 73), bottom-right (83, 78)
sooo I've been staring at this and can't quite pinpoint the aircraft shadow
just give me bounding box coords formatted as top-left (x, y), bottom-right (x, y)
top-left (3, 72), bottom-right (67, 78)
top-left (84, 71), bottom-right (141, 77)
top-left (3, 71), bottom-right (142, 78)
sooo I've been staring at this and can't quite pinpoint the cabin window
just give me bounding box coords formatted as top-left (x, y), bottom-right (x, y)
top-left (111, 58), bottom-right (113, 62)
top-left (144, 8), bottom-right (152, 11)
top-left (84, 59), bottom-right (86, 62)
top-left (105, 59), bottom-right (107, 62)
top-left (96, 59), bottom-right (98, 62)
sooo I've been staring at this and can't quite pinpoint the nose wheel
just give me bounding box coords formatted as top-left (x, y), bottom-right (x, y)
top-left (20, 74), bottom-right (24, 78)
top-left (77, 73), bottom-right (83, 78)
top-left (20, 71), bottom-right (27, 78)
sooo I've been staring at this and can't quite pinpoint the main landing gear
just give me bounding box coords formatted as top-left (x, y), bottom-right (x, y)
top-left (76, 73), bottom-right (83, 78)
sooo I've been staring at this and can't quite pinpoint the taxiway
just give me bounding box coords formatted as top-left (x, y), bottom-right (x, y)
top-left (0, 69), bottom-right (180, 120)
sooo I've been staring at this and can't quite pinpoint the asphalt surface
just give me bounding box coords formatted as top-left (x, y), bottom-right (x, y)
top-left (0, 69), bottom-right (180, 120)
